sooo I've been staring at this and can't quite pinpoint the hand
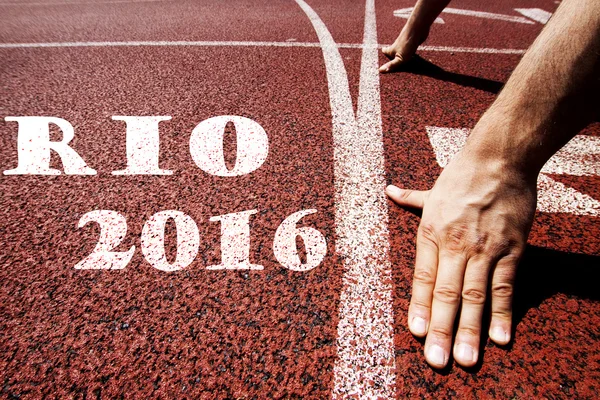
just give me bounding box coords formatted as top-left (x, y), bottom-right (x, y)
top-left (386, 148), bottom-right (537, 368)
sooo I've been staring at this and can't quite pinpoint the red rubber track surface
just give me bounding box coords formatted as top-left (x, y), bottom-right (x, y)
top-left (1, 0), bottom-right (599, 398)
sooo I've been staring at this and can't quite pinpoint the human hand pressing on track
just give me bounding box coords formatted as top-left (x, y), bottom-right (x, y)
top-left (386, 143), bottom-right (537, 368)
top-left (384, 0), bottom-right (600, 369)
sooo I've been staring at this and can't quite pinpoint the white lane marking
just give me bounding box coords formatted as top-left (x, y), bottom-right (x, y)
top-left (333, 0), bottom-right (397, 396)
top-left (426, 126), bottom-right (600, 216)
top-left (0, 40), bottom-right (324, 49)
top-left (294, 0), bottom-right (396, 397)
top-left (394, 7), bottom-right (445, 24)
top-left (0, 0), bottom-right (163, 6)
top-left (514, 8), bottom-right (553, 24)
top-left (443, 7), bottom-right (534, 24)
top-left (0, 40), bottom-right (528, 55)
top-left (418, 45), bottom-right (526, 54)
top-left (394, 7), bottom-right (535, 24)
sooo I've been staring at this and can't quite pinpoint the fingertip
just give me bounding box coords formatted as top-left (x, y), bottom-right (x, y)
top-left (454, 343), bottom-right (478, 367)
top-left (379, 63), bottom-right (391, 73)
top-left (409, 316), bottom-right (428, 337)
top-left (425, 344), bottom-right (448, 369)
top-left (489, 325), bottom-right (511, 345)
top-left (385, 184), bottom-right (401, 198)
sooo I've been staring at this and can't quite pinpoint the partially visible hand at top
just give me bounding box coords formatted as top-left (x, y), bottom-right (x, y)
top-left (386, 143), bottom-right (538, 368)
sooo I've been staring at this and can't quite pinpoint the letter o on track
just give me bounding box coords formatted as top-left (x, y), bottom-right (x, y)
top-left (189, 115), bottom-right (269, 177)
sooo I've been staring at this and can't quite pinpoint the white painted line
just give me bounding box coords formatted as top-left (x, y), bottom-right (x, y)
top-left (541, 135), bottom-right (600, 176)
top-left (426, 126), bottom-right (600, 216)
top-left (537, 174), bottom-right (599, 216)
top-left (0, 40), bottom-right (528, 55)
top-left (394, 7), bottom-right (535, 25)
top-left (294, 0), bottom-right (396, 397)
top-left (0, 40), bottom-right (323, 49)
top-left (418, 45), bottom-right (526, 54)
top-left (426, 126), bottom-right (469, 168)
top-left (0, 0), bottom-right (163, 6)
top-left (394, 7), bottom-right (444, 24)
top-left (443, 7), bottom-right (534, 24)
top-left (333, 0), bottom-right (397, 396)
top-left (514, 8), bottom-right (553, 24)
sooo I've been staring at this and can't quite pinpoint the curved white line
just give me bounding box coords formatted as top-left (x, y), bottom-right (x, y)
top-left (293, 0), bottom-right (397, 398)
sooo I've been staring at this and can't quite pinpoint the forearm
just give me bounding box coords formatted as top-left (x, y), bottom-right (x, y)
top-left (406, 0), bottom-right (451, 33)
top-left (466, 0), bottom-right (600, 178)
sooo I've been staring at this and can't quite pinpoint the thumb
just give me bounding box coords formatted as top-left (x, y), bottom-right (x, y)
top-left (385, 185), bottom-right (428, 209)
top-left (379, 57), bottom-right (403, 74)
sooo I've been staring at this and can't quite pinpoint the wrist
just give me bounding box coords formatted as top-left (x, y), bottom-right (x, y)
top-left (463, 108), bottom-right (550, 183)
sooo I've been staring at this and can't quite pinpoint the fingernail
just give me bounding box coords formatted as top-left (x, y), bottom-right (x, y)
top-left (490, 326), bottom-right (509, 344)
top-left (411, 316), bottom-right (427, 335)
top-left (426, 344), bottom-right (446, 367)
top-left (455, 343), bottom-right (476, 363)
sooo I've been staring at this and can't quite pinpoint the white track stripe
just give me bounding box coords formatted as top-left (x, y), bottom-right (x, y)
top-left (332, 0), bottom-right (397, 396)
top-left (443, 7), bottom-right (534, 24)
top-left (426, 126), bottom-right (600, 216)
top-left (0, 41), bottom-right (527, 55)
top-left (0, 0), bottom-right (163, 6)
top-left (0, 40), bottom-right (323, 49)
top-left (514, 8), bottom-right (553, 24)
top-left (293, 0), bottom-right (396, 397)
top-left (418, 45), bottom-right (526, 54)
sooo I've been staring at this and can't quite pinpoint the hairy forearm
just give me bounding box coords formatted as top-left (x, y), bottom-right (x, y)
top-left (467, 0), bottom-right (600, 177)
top-left (405, 0), bottom-right (452, 34)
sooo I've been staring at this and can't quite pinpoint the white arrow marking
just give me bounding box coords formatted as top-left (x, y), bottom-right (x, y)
top-left (541, 135), bottom-right (600, 177)
top-left (426, 126), bottom-right (600, 216)
top-left (514, 8), bottom-right (553, 24)
top-left (394, 7), bottom-right (534, 24)
top-left (393, 7), bottom-right (445, 24)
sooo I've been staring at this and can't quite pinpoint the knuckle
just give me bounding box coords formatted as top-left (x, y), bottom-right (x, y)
top-left (470, 234), bottom-right (488, 255)
top-left (489, 238), bottom-right (520, 258)
top-left (411, 298), bottom-right (432, 310)
top-left (429, 325), bottom-right (453, 339)
top-left (457, 325), bottom-right (481, 338)
top-left (418, 223), bottom-right (438, 245)
top-left (433, 285), bottom-right (461, 304)
top-left (492, 282), bottom-right (514, 299)
top-left (492, 309), bottom-right (512, 319)
top-left (462, 287), bottom-right (487, 305)
top-left (413, 268), bottom-right (436, 286)
top-left (444, 225), bottom-right (469, 252)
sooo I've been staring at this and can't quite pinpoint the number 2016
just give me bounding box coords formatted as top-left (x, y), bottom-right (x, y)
top-left (75, 208), bottom-right (327, 272)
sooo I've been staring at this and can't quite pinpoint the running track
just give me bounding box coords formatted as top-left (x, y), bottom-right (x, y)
top-left (1, 0), bottom-right (599, 398)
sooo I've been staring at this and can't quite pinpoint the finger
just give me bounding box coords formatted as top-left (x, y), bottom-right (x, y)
top-left (453, 256), bottom-right (492, 367)
top-left (407, 224), bottom-right (439, 337)
top-left (386, 185), bottom-right (428, 209)
top-left (379, 55), bottom-right (407, 73)
top-left (488, 255), bottom-right (519, 345)
top-left (424, 251), bottom-right (467, 368)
